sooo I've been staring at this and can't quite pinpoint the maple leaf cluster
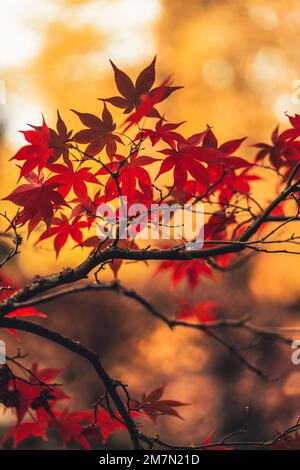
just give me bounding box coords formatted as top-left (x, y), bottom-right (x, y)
top-left (254, 115), bottom-right (300, 177)
top-left (0, 359), bottom-right (187, 449)
top-left (4, 57), bottom-right (300, 287)
top-left (3, 57), bottom-right (262, 282)
top-left (0, 272), bottom-right (189, 449)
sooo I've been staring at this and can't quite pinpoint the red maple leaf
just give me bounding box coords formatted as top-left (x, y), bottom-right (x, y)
top-left (201, 128), bottom-right (250, 172)
top-left (82, 406), bottom-right (140, 444)
top-left (4, 172), bottom-right (68, 233)
top-left (277, 114), bottom-right (300, 141)
top-left (95, 407), bottom-right (129, 444)
top-left (30, 363), bottom-right (65, 384)
top-left (122, 79), bottom-right (172, 131)
top-left (50, 408), bottom-right (93, 449)
top-left (202, 128), bottom-right (247, 156)
top-left (72, 104), bottom-right (121, 159)
top-left (6, 363), bottom-right (68, 423)
top-left (1, 421), bottom-right (48, 448)
top-left (12, 120), bottom-right (56, 178)
top-left (36, 214), bottom-right (89, 257)
top-left (254, 123), bottom-right (300, 178)
top-left (78, 235), bottom-right (104, 251)
top-left (31, 111), bottom-right (72, 164)
top-left (156, 129), bottom-right (250, 192)
top-left (49, 111), bottom-right (73, 162)
top-left (210, 167), bottom-right (260, 204)
top-left (97, 153), bottom-right (158, 204)
top-left (47, 162), bottom-right (99, 201)
top-left (157, 258), bottom-right (214, 289)
top-left (102, 57), bottom-right (182, 117)
top-left (204, 212), bottom-right (236, 243)
top-left (137, 117), bottom-right (185, 148)
top-left (132, 385), bottom-right (190, 423)
top-left (254, 126), bottom-right (288, 170)
top-left (71, 190), bottom-right (105, 226)
top-left (155, 141), bottom-right (211, 191)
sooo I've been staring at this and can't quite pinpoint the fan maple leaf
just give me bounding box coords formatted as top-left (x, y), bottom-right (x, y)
top-left (30, 111), bottom-right (72, 164)
top-left (94, 407), bottom-right (133, 444)
top-left (12, 120), bottom-right (56, 178)
top-left (97, 153), bottom-right (158, 204)
top-left (254, 126), bottom-right (285, 170)
top-left (36, 214), bottom-right (89, 257)
top-left (47, 162), bottom-right (99, 201)
top-left (156, 129), bottom-right (250, 191)
top-left (96, 407), bottom-right (124, 443)
top-left (3, 172), bottom-right (68, 233)
top-left (157, 259), bottom-right (214, 289)
top-left (264, 114), bottom-right (300, 143)
top-left (8, 364), bottom-right (68, 423)
top-left (200, 128), bottom-right (250, 172)
top-left (4, 378), bottom-right (41, 423)
top-left (254, 121), bottom-right (300, 178)
top-left (132, 384), bottom-right (190, 423)
top-left (30, 363), bottom-right (65, 384)
top-left (1, 421), bottom-right (48, 448)
top-left (202, 127), bottom-right (245, 155)
top-left (204, 212), bottom-right (236, 243)
top-left (155, 141), bottom-right (211, 191)
top-left (137, 117), bottom-right (185, 147)
top-left (97, 408), bottom-right (141, 444)
top-left (49, 111), bottom-right (73, 162)
top-left (71, 190), bottom-right (104, 226)
top-left (72, 104), bottom-right (121, 159)
top-left (122, 79), bottom-right (172, 131)
top-left (102, 57), bottom-right (182, 118)
top-left (50, 408), bottom-right (93, 449)
top-left (78, 235), bottom-right (105, 250)
top-left (211, 168), bottom-right (260, 204)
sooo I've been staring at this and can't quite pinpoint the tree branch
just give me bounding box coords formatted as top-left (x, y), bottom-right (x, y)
top-left (0, 316), bottom-right (141, 449)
